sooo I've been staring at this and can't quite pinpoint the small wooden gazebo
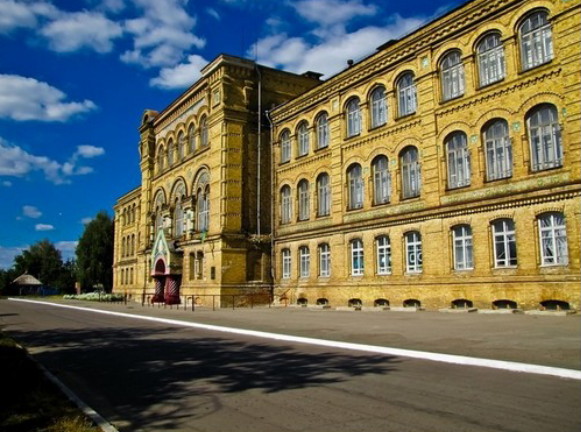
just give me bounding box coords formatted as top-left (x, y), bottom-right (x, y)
top-left (11, 273), bottom-right (43, 296)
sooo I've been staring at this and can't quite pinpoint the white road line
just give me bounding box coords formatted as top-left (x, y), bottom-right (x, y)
top-left (10, 298), bottom-right (581, 381)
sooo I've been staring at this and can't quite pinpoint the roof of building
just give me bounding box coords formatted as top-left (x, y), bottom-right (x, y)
top-left (12, 273), bottom-right (43, 286)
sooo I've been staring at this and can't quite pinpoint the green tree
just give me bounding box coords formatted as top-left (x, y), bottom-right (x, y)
top-left (0, 268), bottom-right (17, 295)
top-left (76, 211), bottom-right (114, 292)
top-left (13, 240), bottom-right (64, 289)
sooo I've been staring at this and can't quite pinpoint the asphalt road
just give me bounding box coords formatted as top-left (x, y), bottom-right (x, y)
top-left (1, 300), bottom-right (580, 432)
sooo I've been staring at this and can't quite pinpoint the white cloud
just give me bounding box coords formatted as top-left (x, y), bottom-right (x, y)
top-left (2, 180), bottom-right (12, 187)
top-left (0, 74), bottom-right (97, 122)
top-left (35, 223), bottom-right (54, 231)
top-left (40, 11), bottom-right (123, 53)
top-left (252, 14), bottom-right (424, 78)
top-left (206, 8), bottom-right (220, 20)
top-left (0, 138), bottom-right (105, 184)
top-left (54, 240), bottom-right (78, 262)
top-left (0, 0), bottom-right (59, 34)
top-left (293, 0), bottom-right (377, 28)
top-left (23, 205), bottom-right (42, 219)
top-left (81, 217), bottom-right (93, 224)
top-left (75, 145), bottom-right (106, 158)
top-left (150, 54), bottom-right (209, 89)
top-left (121, 0), bottom-right (205, 68)
top-left (0, 245), bottom-right (26, 269)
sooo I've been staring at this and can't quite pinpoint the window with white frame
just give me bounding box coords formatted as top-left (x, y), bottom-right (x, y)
top-left (167, 140), bottom-right (174, 166)
top-left (397, 73), bottom-right (417, 116)
top-left (298, 180), bottom-right (310, 221)
top-left (351, 239), bottom-right (364, 276)
top-left (347, 163), bottom-right (364, 209)
top-left (372, 155), bottom-right (390, 205)
top-left (153, 191), bottom-right (165, 233)
top-left (188, 125), bottom-right (196, 153)
top-left (520, 11), bottom-right (553, 71)
top-left (376, 236), bottom-right (391, 275)
top-left (538, 212), bottom-right (568, 266)
top-left (405, 231), bottom-right (422, 273)
top-left (317, 113), bottom-right (329, 149)
top-left (446, 132), bottom-right (471, 188)
top-left (452, 225), bottom-right (473, 270)
top-left (346, 98), bottom-right (361, 137)
top-left (319, 243), bottom-right (330, 277)
top-left (527, 104), bottom-right (562, 171)
top-left (299, 246), bottom-right (310, 277)
top-left (177, 132), bottom-right (184, 160)
top-left (477, 33), bottom-right (505, 87)
top-left (441, 51), bottom-right (465, 101)
top-left (485, 119), bottom-right (512, 180)
top-left (282, 249), bottom-right (291, 279)
top-left (280, 130), bottom-right (291, 163)
top-left (196, 186), bottom-right (209, 232)
top-left (297, 122), bottom-right (309, 156)
top-left (492, 219), bottom-right (517, 267)
top-left (401, 147), bottom-right (421, 198)
top-left (281, 185), bottom-right (292, 224)
top-left (317, 173), bottom-right (330, 216)
top-left (200, 117), bottom-right (209, 147)
top-left (174, 200), bottom-right (184, 237)
top-left (370, 87), bottom-right (387, 128)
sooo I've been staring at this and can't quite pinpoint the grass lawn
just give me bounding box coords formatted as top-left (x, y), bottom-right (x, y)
top-left (0, 331), bottom-right (100, 432)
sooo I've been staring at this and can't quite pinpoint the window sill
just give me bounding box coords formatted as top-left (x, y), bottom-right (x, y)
top-left (478, 77), bottom-right (505, 90)
top-left (377, 272), bottom-right (392, 276)
top-left (279, 160), bottom-right (291, 166)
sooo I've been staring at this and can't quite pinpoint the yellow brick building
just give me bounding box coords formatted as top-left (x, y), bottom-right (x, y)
top-left (270, 0), bottom-right (581, 311)
top-left (114, 0), bottom-right (580, 311)
top-left (113, 55), bottom-right (320, 304)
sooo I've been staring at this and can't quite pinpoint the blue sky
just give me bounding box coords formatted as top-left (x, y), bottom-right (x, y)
top-left (0, 0), bottom-right (461, 269)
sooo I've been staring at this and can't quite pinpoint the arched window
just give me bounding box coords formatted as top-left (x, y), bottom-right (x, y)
top-left (484, 119), bottom-right (512, 180)
top-left (446, 132), bottom-right (470, 188)
top-left (376, 235), bottom-right (391, 275)
top-left (538, 212), bottom-right (568, 266)
top-left (405, 231), bottom-right (422, 273)
top-left (492, 219), bottom-right (517, 267)
top-left (346, 98), bottom-right (361, 137)
top-left (452, 225), bottom-right (473, 270)
top-left (153, 190), bottom-right (165, 234)
top-left (441, 51), bottom-right (465, 101)
top-left (372, 155), bottom-right (390, 205)
top-left (121, 237), bottom-right (126, 257)
top-left (299, 246), bottom-right (310, 278)
top-left (157, 146), bottom-right (165, 173)
top-left (519, 11), bottom-right (553, 70)
top-left (397, 73), bottom-right (417, 116)
top-left (188, 124), bottom-right (196, 153)
top-left (200, 116), bottom-right (209, 147)
top-left (318, 243), bottom-right (330, 277)
top-left (370, 87), bottom-right (387, 128)
top-left (297, 122), bottom-right (309, 156)
top-left (195, 172), bottom-right (210, 232)
top-left (297, 179), bottom-right (310, 221)
top-left (280, 130), bottom-right (291, 163)
top-left (477, 33), bottom-right (505, 86)
top-left (281, 249), bottom-right (291, 279)
top-left (316, 113), bottom-right (329, 149)
top-left (351, 239), bottom-right (364, 276)
top-left (174, 200), bottom-right (184, 237)
top-left (316, 173), bottom-right (331, 216)
top-left (280, 185), bottom-right (292, 224)
top-left (347, 163), bottom-right (364, 209)
top-left (177, 132), bottom-right (184, 160)
top-left (400, 147), bottom-right (420, 198)
top-left (527, 104), bottom-right (562, 171)
top-left (167, 139), bottom-right (174, 167)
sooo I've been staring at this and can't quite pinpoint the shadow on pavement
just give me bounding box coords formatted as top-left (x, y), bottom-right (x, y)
top-left (8, 326), bottom-right (399, 431)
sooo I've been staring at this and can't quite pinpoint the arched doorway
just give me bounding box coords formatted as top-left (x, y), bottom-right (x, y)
top-left (152, 259), bottom-right (166, 303)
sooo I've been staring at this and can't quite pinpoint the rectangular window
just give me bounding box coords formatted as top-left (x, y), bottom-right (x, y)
top-left (453, 226), bottom-right (474, 270)
top-left (299, 247), bottom-right (310, 277)
top-left (319, 244), bottom-right (330, 277)
top-left (351, 240), bottom-right (364, 276)
top-left (539, 213), bottom-right (568, 266)
top-left (492, 220), bottom-right (517, 267)
top-left (376, 236), bottom-right (391, 275)
top-left (405, 232), bottom-right (422, 273)
top-left (282, 249), bottom-right (291, 279)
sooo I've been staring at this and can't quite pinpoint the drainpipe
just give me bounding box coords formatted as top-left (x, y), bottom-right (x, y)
top-left (265, 109), bottom-right (275, 283)
top-left (256, 65), bottom-right (262, 237)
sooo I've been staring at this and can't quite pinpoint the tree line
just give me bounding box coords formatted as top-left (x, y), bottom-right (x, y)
top-left (0, 211), bottom-right (114, 295)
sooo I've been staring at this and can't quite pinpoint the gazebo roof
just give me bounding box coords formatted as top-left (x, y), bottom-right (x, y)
top-left (12, 273), bottom-right (43, 286)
